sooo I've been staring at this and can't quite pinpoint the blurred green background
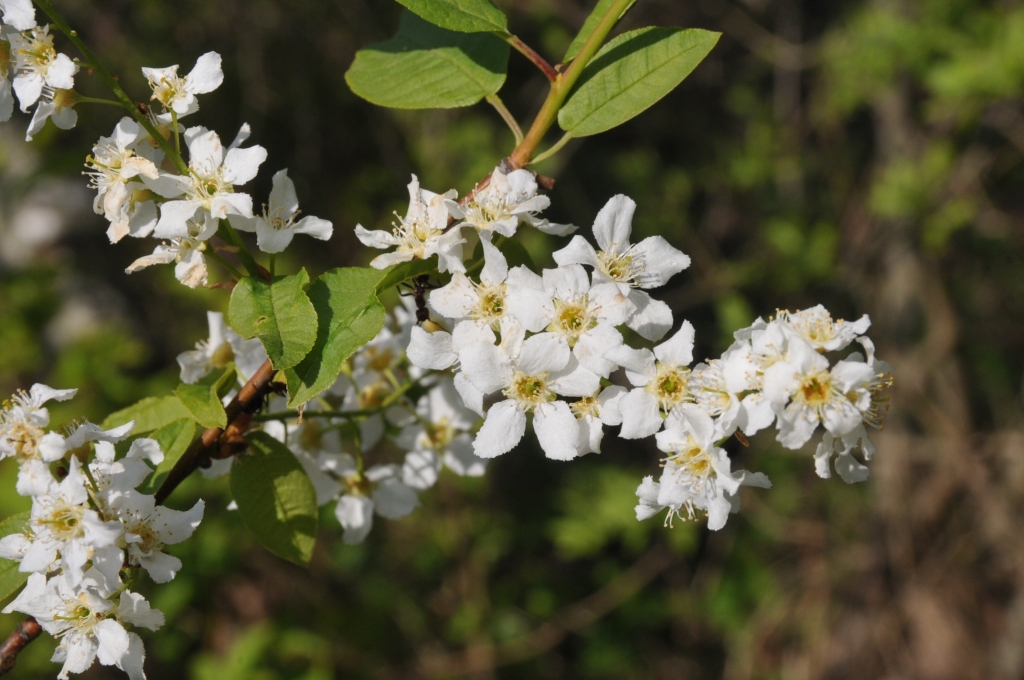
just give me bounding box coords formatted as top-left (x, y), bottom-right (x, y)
top-left (2, 0), bottom-right (1023, 677)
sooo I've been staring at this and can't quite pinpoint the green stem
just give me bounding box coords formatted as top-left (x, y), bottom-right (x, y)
top-left (32, 0), bottom-right (191, 176)
top-left (206, 249), bottom-right (243, 280)
top-left (171, 109), bottom-right (180, 156)
top-left (486, 93), bottom-right (524, 145)
top-left (268, 254), bottom-right (276, 277)
top-left (217, 220), bottom-right (264, 280)
top-left (254, 375), bottom-right (422, 423)
top-left (529, 131), bottom-right (574, 165)
top-left (507, 0), bottom-right (634, 168)
top-left (75, 95), bottom-right (127, 108)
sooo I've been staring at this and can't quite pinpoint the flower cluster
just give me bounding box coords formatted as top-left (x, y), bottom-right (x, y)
top-left (0, 1), bottom-right (79, 140)
top-left (353, 174), bottom-right (894, 531)
top-left (0, 385), bottom-right (203, 679)
top-left (79, 52), bottom-right (334, 287)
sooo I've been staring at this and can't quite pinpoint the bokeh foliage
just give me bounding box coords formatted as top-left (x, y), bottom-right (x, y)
top-left (0, 0), bottom-right (1022, 677)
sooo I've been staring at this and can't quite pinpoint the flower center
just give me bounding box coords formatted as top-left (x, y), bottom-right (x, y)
top-left (548, 298), bottom-right (593, 346)
top-left (647, 364), bottom-right (691, 411)
top-left (40, 503), bottom-right (86, 541)
top-left (424, 418), bottom-right (454, 450)
top-left (504, 371), bottom-right (553, 411)
top-left (358, 381), bottom-right (390, 410)
top-left (209, 341), bottom-right (235, 369)
top-left (473, 285), bottom-right (506, 325)
top-left (149, 73), bottom-right (187, 109)
top-left (17, 29), bottom-right (57, 71)
top-left (2, 421), bottom-right (45, 462)
top-left (363, 347), bottom-right (395, 372)
top-left (597, 248), bottom-right (642, 285)
top-left (570, 396), bottom-right (599, 420)
top-left (298, 422), bottom-right (324, 452)
top-left (795, 372), bottom-right (834, 408)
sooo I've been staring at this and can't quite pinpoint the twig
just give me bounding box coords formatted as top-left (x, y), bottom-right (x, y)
top-left (505, 35), bottom-right (558, 82)
top-left (0, 617), bottom-right (41, 675)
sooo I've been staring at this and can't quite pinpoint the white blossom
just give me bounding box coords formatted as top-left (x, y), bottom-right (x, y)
top-left (460, 332), bottom-right (600, 460)
top-left (142, 51), bottom-right (223, 119)
top-left (0, 0), bottom-right (36, 31)
top-left (0, 384), bottom-right (76, 496)
top-left (554, 195), bottom-right (690, 341)
top-left (24, 85), bottom-right (76, 140)
top-left (229, 168), bottom-right (332, 253)
top-left (636, 405), bottom-right (770, 530)
top-left (777, 305), bottom-right (871, 352)
top-left (176, 311), bottom-right (267, 384)
top-left (145, 125), bottom-right (266, 238)
top-left (355, 174), bottom-right (465, 273)
top-left (607, 321), bottom-right (696, 439)
top-left (569, 385), bottom-right (626, 456)
top-left (316, 453), bottom-right (419, 544)
top-left (446, 165), bottom-right (573, 239)
top-left (9, 25), bottom-right (76, 112)
top-left (85, 118), bottom-right (161, 243)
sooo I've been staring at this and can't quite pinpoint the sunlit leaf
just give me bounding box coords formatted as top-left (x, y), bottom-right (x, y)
top-left (137, 419), bottom-right (200, 495)
top-left (101, 396), bottom-right (195, 433)
top-left (563, 0), bottom-right (637, 62)
top-left (283, 268), bottom-right (387, 407)
top-left (174, 369), bottom-right (234, 429)
top-left (229, 269), bottom-right (318, 371)
top-left (345, 11), bottom-right (509, 109)
top-left (559, 27), bottom-right (720, 137)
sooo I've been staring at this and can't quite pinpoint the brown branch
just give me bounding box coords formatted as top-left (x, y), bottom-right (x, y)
top-left (0, 617), bottom-right (41, 675)
top-left (154, 359), bottom-right (277, 506)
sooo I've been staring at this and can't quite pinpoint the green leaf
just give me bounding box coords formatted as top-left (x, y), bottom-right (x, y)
top-left (564, 0), bottom-right (637, 62)
top-left (101, 396), bottom-right (194, 433)
top-left (374, 257), bottom-right (439, 294)
top-left (395, 0), bottom-right (508, 34)
top-left (558, 27), bottom-right (720, 137)
top-left (174, 370), bottom-right (234, 429)
top-left (137, 419), bottom-right (200, 495)
top-left (0, 512), bottom-right (30, 600)
top-left (284, 268), bottom-right (387, 407)
top-left (497, 237), bottom-right (535, 270)
top-left (229, 269), bottom-right (318, 371)
top-left (345, 11), bottom-right (509, 109)
top-left (231, 432), bottom-right (318, 566)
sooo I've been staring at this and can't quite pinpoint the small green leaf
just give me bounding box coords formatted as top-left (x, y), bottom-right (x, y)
top-left (563, 0), bottom-right (637, 62)
top-left (395, 0), bottom-right (508, 33)
top-left (174, 370), bottom-right (234, 429)
top-left (101, 396), bottom-right (195, 433)
top-left (137, 419), bottom-right (200, 495)
top-left (231, 432), bottom-right (319, 566)
top-left (374, 257), bottom-right (439, 294)
top-left (558, 27), bottom-right (720, 137)
top-left (229, 269), bottom-right (318, 370)
top-left (284, 268), bottom-right (387, 407)
top-left (0, 512), bottom-right (30, 600)
top-left (345, 11), bottom-right (509, 109)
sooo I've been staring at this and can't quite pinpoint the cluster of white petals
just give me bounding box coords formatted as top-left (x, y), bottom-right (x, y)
top-left (0, 384), bottom-right (204, 679)
top-left (0, 3), bottom-right (82, 140)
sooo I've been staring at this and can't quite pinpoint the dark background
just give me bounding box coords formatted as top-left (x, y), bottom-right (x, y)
top-left (1, 0), bottom-right (1023, 677)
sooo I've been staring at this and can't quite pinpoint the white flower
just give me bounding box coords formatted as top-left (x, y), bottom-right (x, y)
top-left (509, 263), bottom-right (634, 378)
top-left (762, 336), bottom-right (878, 449)
top-left (777, 305), bottom-right (871, 352)
top-left (9, 25), bottom-right (76, 111)
top-left (398, 378), bottom-right (486, 489)
top-left (125, 230), bottom-right (211, 288)
top-left (321, 454), bottom-right (419, 544)
top-left (811, 338), bottom-right (893, 483)
top-left (569, 385), bottom-right (626, 456)
top-left (228, 168), bottom-right (332, 253)
top-left (263, 418), bottom-right (344, 505)
top-left (176, 311), bottom-right (267, 384)
top-left (636, 405), bottom-right (770, 530)
top-left (85, 118), bottom-right (161, 243)
top-left (690, 339), bottom-right (775, 438)
top-left (146, 125), bottom-right (266, 238)
top-left (428, 238), bottom-right (544, 333)
top-left (446, 165), bottom-right (574, 238)
top-left (1, 458), bottom-right (123, 586)
top-left (0, 384), bottom-right (76, 496)
top-left (460, 333), bottom-right (600, 460)
top-left (606, 321), bottom-right (696, 439)
top-left (142, 51), bottom-right (223, 118)
top-left (355, 174), bottom-right (465, 273)
top-left (554, 195), bottom-right (690, 341)
top-left (24, 85), bottom-right (76, 141)
top-left (0, 0), bottom-right (36, 31)
top-left (3, 573), bottom-right (155, 680)
top-left (111, 490), bottom-right (203, 584)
